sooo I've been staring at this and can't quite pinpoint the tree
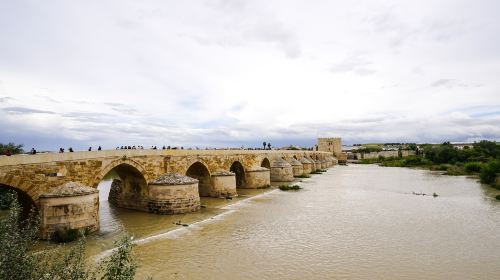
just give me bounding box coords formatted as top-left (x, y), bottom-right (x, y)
top-left (262, 142), bottom-right (266, 150)
top-left (0, 142), bottom-right (24, 155)
top-left (0, 192), bottom-right (39, 280)
top-left (267, 143), bottom-right (271, 150)
top-left (0, 192), bottom-right (140, 280)
top-left (100, 234), bottom-right (137, 280)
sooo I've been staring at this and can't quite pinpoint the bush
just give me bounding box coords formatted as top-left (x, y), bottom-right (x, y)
top-left (0, 193), bottom-right (140, 280)
top-left (480, 160), bottom-right (500, 185)
top-left (464, 162), bottom-right (484, 173)
top-left (279, 185), bottom-right (302, 191)
top-left (0, 189), bottom-right (15, 209)
top-left (496, 195), bottom-right (500, 201)
top-left (295, 174), bottom-right (310, 178)
top-left (0, 142), bottom-right (24, 155)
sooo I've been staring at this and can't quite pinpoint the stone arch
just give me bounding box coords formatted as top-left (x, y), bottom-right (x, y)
top-left (94, 159), bottom-right (149, 211)
top-left (230, 161), bottom-right (246, 188)
top-left (261, 158), bottom-right (271, 169)
top-left (94, 158), bottom-right (148, 188)
top-left (186, 161), bottom-right (212, 197)
top-left (0, 181), bottom-right (37, 217)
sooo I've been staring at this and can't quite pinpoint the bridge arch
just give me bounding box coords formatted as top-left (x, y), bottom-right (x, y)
top-left (230, 161), bottom-right (246, 188)
top-left (261, 158), bottom-right (271, 169)
top-left (0, 181), bottom-right (37, 217)
top-left (94, 159), bottom-right (149, 211)
top-left (95, 158), bottom-right (148, 187)
top-left (186, 161), bottom-right (212, 197)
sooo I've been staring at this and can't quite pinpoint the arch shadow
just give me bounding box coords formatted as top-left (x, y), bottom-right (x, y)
top-left (230, 161), bottom-right (246, 188)
top-left (186, 161), bottom-right (212, 197)
top-left (261, 158), bottom-right (271, 169)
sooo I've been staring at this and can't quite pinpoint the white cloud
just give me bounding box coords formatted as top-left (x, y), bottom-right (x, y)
top-left (0, 0), bottom-right (499, 150)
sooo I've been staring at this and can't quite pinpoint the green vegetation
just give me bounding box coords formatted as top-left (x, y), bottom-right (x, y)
top-left (0, 142), bottom-right (24, 155)
top-left (256, 184), bottom-right (271, 189)
top-left (358, 140), bottom-right (500, 190)
top-left (496, 195), bottom-right (500, 201)
top-left (310, 170), bottom-right (322, 174)
top-left (0, 191), bottom-right (140, 280)
top-left (279, 185), bottom-right (302, 191)
top-left (295, 174), bottom-right (310, 178)
top-left (0, 189), bottom-right (15, 209)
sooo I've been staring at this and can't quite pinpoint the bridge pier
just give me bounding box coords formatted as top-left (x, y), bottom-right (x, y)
top-left (270, 158), bottom-right (294, 182)
top-left (147, 174), bottom-right (200, 214)
top-left (210, 172), bottom-right (238, 197)
top-left (38, 182), bottom-right (99, 240)
top-left (300, 157), bottom-right (313, 174)
top-left (289, 158), bottom-right (304, 177)
top-left (313, 159), bottom-right (322, 171)
top-left (242, 167), bottom-right (270, 188)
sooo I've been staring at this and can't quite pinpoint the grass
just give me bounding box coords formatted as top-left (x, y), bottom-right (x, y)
top-left (279, 185), bottom-right (302, 191)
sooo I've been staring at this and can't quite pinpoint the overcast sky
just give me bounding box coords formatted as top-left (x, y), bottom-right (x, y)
top-left (1, 0), bottom-right (499, 150)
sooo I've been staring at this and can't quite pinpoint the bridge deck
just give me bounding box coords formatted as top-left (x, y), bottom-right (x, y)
top-left (0, 149), bottom-right (330, 166)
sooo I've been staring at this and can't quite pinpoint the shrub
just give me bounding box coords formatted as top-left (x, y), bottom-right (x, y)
top-left (295, 174), bottom-right (310, 178)
top-left (279, 185), bottom-right (302, 191)
top-left (480, 159), bottom-right (500, 185)
top-left (464, 162), bottom-right (484, 173)
top-left (496, 195), bottom-right (500, 201)
top-left (0, 194), bottom-right (139, 280)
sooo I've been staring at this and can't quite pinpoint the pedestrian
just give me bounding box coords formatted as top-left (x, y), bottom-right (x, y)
top-left (30, 148), bottom-right (36, 155)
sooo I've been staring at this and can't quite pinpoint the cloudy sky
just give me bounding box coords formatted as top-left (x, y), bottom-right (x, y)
top-left (1, 0), bottom-right (499, 150)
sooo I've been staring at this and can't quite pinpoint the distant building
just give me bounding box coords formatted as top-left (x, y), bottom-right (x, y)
top-left (317, 137), bottom-right (347, 164)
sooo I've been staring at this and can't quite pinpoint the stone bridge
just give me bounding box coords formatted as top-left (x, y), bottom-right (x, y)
top-left (0, 149), bottom-right (336, 239)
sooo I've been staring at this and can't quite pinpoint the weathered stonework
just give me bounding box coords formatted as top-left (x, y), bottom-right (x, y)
top-left (38, 182), bottom-right (99, 240)
top-left (270, 158), bottom-right (294, 182)
top-left (299, 157), bottom-right (313, 174)
top-left (243, 167), bottom-right (270, 188)
top-left (210, 171), bottom-right (238, 197)
top-left (147, 174), bottom-right (200, 215)
top-left (288, 158), bottom-right (304, 177)
top-left (313, 160), bottom-right (322, 171)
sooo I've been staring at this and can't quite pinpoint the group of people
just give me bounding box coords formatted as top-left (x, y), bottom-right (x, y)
top-left (117, 145), bottom-right (144, 150)
top-left (58, 146), bottom-right (102, 153)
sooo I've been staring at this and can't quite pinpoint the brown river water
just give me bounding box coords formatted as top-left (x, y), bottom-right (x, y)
top-left (5, 164), bottom-right (500, 279)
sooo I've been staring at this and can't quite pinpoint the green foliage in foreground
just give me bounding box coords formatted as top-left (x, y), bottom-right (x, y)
top-left (279, 185), bottom-right (302, 191)
top-left (0, 192), bottom-right (140, 280)
top-left (0, 189), bottom-right (15, 209)
top-left (0, 142), bottom-right (24, 155)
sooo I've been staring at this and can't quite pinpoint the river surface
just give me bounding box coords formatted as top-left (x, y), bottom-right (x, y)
top-left (5, 164), bottom-right (500, 279)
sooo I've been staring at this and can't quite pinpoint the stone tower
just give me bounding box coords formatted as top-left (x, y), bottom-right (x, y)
top-left (317, 137), bottom-right (342, 157)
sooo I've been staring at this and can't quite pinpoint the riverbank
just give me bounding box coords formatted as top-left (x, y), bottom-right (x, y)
top-left (356, 156), bottom-right (500, 191)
